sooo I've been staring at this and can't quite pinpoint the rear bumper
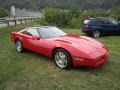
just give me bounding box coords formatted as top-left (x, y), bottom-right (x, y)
top-left (73, 54), bottom-right (108, 67)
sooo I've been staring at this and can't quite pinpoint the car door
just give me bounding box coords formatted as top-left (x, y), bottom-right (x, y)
top-left (36, 28), bottom-right (55, 56)
top-left (101, 18), bottom-right (120, 34)
top-left (100, 19), bottom-right (112, 34)
top-left (23, 28), bottom-right (45, 54)
top-left (109, 20), bottom-right (120, 34)
top-left (41, 38), bottom-right (54, 57)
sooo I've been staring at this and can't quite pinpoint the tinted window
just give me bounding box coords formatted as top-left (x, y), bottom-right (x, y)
top-left (107, 18), bottom-right (118, 25)
top-left (91, 19), bottom-right (103, 25)
top-left (27, 28), bottom-right (40, 36)
top-left (97, 18), bottom-right (110, 24)
top-left (96, 18), bottom-right (118, 25)
top-left (84, 19), bottom-right (103, 25)
top-left (37, 27), bottom-right (67, 38)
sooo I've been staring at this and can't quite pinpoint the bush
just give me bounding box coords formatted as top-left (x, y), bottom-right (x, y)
top-left (44, 8), bottom-right (60, 24)
top-left (44, 7), bottom-right (71, 27)
top-left (44, 7), bottom-right (83, 28)
top-left (68, 18), bottom-right (81, 28)
top-left (68, 7), bottom-right (82, 19)
top-left (110, 9), bottom-right (120, 20)
top-left (0, 8), bottom-right (8, 18)
top-left (34, 18), bottom-right (48, 25)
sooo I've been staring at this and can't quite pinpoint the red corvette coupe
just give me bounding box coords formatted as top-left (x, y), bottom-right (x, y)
top-left (11, 26), bottom-right (109, 69)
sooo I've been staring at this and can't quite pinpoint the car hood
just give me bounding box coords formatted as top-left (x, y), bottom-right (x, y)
top-left (54, 34), bottom-right (107, 59)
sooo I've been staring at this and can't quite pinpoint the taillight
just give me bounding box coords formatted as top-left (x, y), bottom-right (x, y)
top-left (84, 24), bottom-right (90, 29)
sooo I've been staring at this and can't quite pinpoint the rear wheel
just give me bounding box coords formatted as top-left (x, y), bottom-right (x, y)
top-left (92, 30), bottom-right (101, 38)
top-left (53, 49), bottom-right (72, 69)
top-left (15, 39), bottom-right (24, 52)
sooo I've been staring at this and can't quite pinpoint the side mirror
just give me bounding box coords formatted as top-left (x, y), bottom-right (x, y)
top-left (32, 36), bottom-right (40, 40)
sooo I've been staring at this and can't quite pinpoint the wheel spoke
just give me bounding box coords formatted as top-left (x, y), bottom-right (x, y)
top-left (55, 51), bottom-right (67, 68)
top-left (93, 31), bottom-right (100, 38)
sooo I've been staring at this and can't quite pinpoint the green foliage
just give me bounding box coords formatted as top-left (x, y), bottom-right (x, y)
top-left (68, 18), bottom-right (80, 28)
top-left (34, 18), bottom-right (48, 25)
top-left (44, 8), bottom-right (70, 27)
top-left (68, 7), bottom-right (82, 18)
top-left (81, 10), bottom-right (108, 18)
top-left (43, 8), bottom-right (112, 28)
top-left (43, 7), bottom-right (83, 28)
top-left (0, 8), bottom-right (8, 18)
top-left (36, 7), bottom-right (120, 28)
top-left (110, 8), bottom-right (120, 20)
top-left (44, 8), bottom-right (61, 25)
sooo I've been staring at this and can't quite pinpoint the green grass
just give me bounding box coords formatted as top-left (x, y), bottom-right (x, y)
top-left (0, 23), bottom-right (120, 90)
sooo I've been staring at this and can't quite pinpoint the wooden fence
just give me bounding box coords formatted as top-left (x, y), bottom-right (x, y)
top-left (0, 17), bottom-right (40, 27)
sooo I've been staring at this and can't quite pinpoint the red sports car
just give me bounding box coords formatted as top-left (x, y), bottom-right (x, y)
top-left (11, 26), bottom-right (109, 69)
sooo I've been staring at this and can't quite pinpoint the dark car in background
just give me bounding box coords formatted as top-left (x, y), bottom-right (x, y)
top-left (81, 17), bottom-right (120, 37)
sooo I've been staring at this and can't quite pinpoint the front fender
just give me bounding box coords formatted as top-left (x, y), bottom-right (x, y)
top-left (53, 41), bottom-right (91, 59)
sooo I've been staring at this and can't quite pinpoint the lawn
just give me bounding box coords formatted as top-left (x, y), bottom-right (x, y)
top-left (0, 23), bottom-right (120, 90)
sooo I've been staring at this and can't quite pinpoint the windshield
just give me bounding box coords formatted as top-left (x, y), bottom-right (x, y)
top-left (37, 27), bottom-right (67, 38)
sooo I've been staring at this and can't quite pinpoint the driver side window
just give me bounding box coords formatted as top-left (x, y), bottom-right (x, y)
top-left (26, 29), bottom-right (40, 36)
top-left (111, 20), bottom-right (119, 25)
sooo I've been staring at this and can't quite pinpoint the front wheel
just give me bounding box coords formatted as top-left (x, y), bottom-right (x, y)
top-left (53, 49), bottom-right (72, 69)
top-left (92, 30), bottom-right (101, 38)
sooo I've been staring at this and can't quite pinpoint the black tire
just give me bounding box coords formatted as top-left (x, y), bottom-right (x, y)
top-left (92, 30), bottom-right (101, 38)
top-left (15, 39), bottom-right (24, 52)
top-left (53, 49), bottom-right (72, 69)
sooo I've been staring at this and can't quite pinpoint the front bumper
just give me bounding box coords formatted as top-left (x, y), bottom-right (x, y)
top-left (72, 54), bottom-right (108, 67)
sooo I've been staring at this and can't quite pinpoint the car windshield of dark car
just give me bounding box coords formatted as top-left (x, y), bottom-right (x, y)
top-left (37, 27), bottom-right (67, 38)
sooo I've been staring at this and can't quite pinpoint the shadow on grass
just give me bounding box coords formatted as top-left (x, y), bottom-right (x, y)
top-left (100, 34), bottom-right (120, 38)
top-left (72, 66), bottom-right (103, 71)
top-left (99, 34), bottom-right (120, 38)
top-left (22, 49), bottom-right (52, 61)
